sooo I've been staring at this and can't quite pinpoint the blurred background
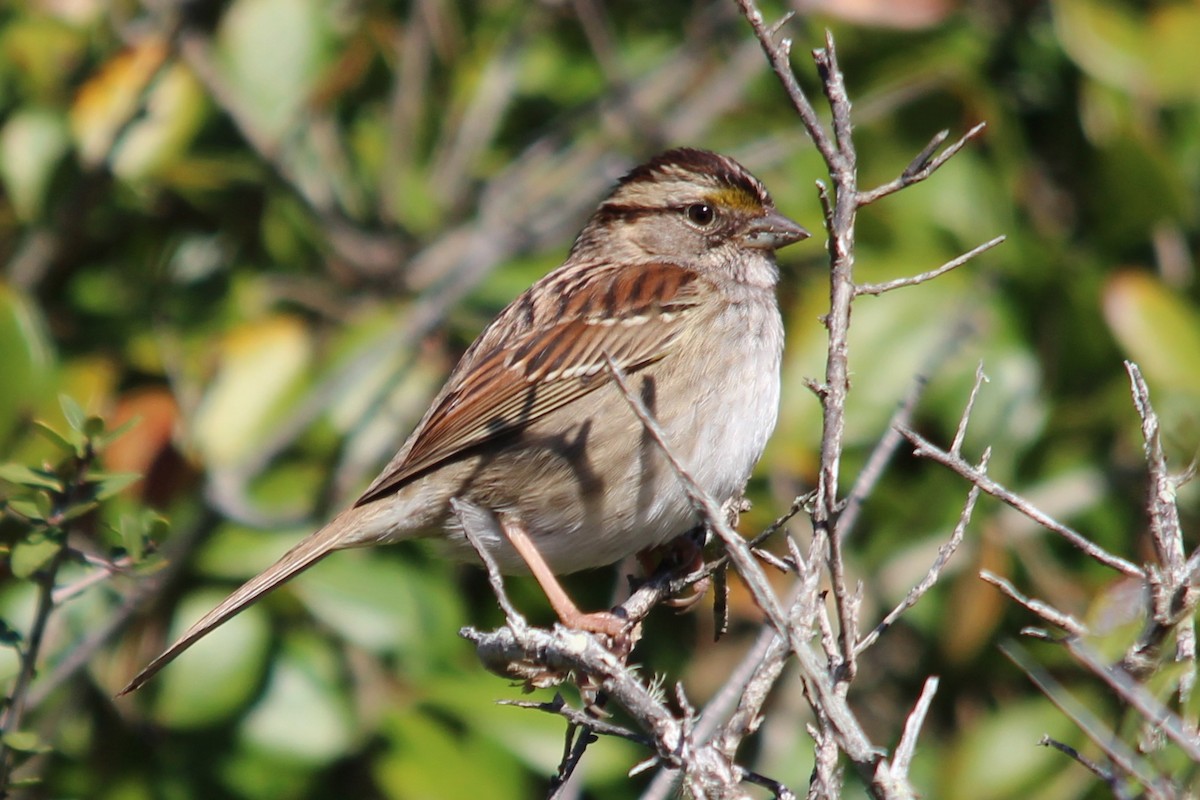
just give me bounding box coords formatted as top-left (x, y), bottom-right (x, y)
top-left (0, 0), bottom-right (1198, 797)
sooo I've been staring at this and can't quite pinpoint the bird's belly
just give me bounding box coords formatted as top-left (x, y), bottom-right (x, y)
top-left (433, 328), bottom-right (781, 575)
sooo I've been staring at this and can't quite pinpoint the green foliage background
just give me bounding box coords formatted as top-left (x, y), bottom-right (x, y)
top-left (1, 0), bottom-right (1198, 797)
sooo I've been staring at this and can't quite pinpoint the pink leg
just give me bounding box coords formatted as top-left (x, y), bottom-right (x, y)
top-left (499, 516), bottom-right (628, 639)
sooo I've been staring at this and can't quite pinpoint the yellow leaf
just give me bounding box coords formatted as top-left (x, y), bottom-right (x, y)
top-left (70, 38), bottom-right (169, 167)
top-left (192, 316), bottom-right (313, 466)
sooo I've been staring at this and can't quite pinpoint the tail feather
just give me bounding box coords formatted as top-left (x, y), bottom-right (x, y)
top-left (119, 520), bottom-right (348, 696)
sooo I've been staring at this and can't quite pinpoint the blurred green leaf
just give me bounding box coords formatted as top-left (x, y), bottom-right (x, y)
top-left (943, 696), bottom-right (1082, 799)
top-left (30, 421), bottom-right (75, 455)
top-left (215, 0), bottom-right (335, 140)
top-left (294, 549), bottom-right (464, 664)
top-left (216, 750), bottom-right (318, 800)
top-left (423, 676), bottom-right (638, 781)
top-left (0, 287), bottom-right (54, 445)
top-left (58, 395), bottom-right (86, 435)
top-left (1055, 0), bottom-right (1200, 103)
top-left (111, 64), bottom-right (208, 182)
top-left (239, 633), bottom-right (353, 764)
top-left (374, 708), bottom-right (530, 800)
top-left (0, 463), bottom-right (63, 491)
top-left (1, 730), bottom-right (50, 754)
top-left (0, 109), bottom-right (70, 221)
top-left (117, 511), bottom-right (166, 562)
top-left (195, 524), bottom-right (309, 581)
top-left (0, 16), bottom-right (86, 100)
top-left (94, 414), bottom-right (140, 449)
top-left (57, 499), bottom-right (99, 523)
top-left (191, 316), bottom-right (313, 467)
top-left (83, 415), bottom-right (105, 439)
top-left (151, 590), bottom-right (272, 729)
top-left (10, 537), bottom-right (61, 578)
top-left (1103, 271), bottom-right (1200, 396)
top-left (6, 497), bottom-right (45, 522)
top-left (89, 471), bottom-right (143, 502)
top-left (0, 642), bottom-right (19, 686)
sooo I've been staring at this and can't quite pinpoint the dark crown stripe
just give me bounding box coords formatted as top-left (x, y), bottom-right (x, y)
top-left (616, 147), bottom-right (770, 206)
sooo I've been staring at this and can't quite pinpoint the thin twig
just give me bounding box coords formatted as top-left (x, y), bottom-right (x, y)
top-left (1002, 642), bottom-right (1169, 798)
top-left (462, 622), bottom-right (764, 797)
top-left (744, 769), bottom-right (799, 800)
top-left (856, 471), bottom-right (983, 655)
top-left (855, 236), bottom-right (1005, 297)
top-left (1127, 362), bottom-right (1188, 589)
top-left (50, 552), bottom-right (130, 604)
top-left (450, 498), bottom-right (527, 630)
top-left (857, 122), bottom-right (988, 206)
top-left (950, 363), bottom-right (989, 457)
top-left (503, 696), bottom-right (649, 746)
top-left (751, 494), bottom-right (810, 548)
top-left (601, 356), bottom-right (789, 632)
top-left (1067, 639), bottom-right (1200, 763)
top-left (978, 571), bottom-right (1088, 638)
top-left (1038, 737), bottom-right (1131, 800)
top-left (546, 722), bottom-right (594, 800)
top-left (734, 0), bottom-right (838, 167)
top-left (604, 355), bottom-right (906, 796)
top-left (891, 677), bottom-right (939, 778)
top-left (1124, 361), bottom-right (1197, 699)
top-left (838, 310), bottom-right (979, 543)
top-left (900, 426), bottom-right (1144, 578)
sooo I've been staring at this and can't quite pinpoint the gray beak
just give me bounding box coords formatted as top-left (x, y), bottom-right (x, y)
top-left (743, 210), bottom-right (811, 250)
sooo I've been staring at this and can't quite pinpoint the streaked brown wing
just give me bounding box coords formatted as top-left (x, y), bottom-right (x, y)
top-left (354, 262), bottom-right (702, 507)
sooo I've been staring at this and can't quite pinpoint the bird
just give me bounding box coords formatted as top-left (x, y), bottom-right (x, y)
top-left (120, 147), bottom-right (809, 695)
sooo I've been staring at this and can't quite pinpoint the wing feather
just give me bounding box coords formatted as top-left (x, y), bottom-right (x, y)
top-left (354, 262), bottom-right (702, 506)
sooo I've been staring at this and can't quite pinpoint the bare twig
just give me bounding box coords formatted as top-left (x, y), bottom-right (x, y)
top-left (834, 380), bottom-right (924, 546)
top-left (605, 353), bottom-right (915, 797)
top-left (856, 472), bottom-right (983, 655)
top-left (978, 571), bottom-right (1088, 638)
top-left (752, 494), bottom-right (811, 548)
top-left (900, 426), bottom-right (1144, 578)
top-left (735, 0), bottom-right (837, 167)
top-left (462, 622), bottom-right (765, 798)
top-left (979, 568), bottom-right (1094, 638)
top-left (857, 122), bottom-right (988, 206)
top-left (855, 236), bottom-right (1006, 297)
top-left (450, 498), bottom-right (528, 631)
top-left (30, 512), bottom-right (217, 709)
top-left (1127, 362), bottom-right (1184, 582)
top-left (891, 677), bottom-right (939, 778)
top-left (1124, 361), bottom-right (1198, 700)
top-left (502, 696), bottom-right (649, 746)
top-left (838, 310), bottom-right (979, 543)
top-left (602, 356), bottom-right (789, 632)
top-left (1038, 737), bottom-right (1131, 800)
top-left (1067, 639), bottom-right (1200, 763)
top-left (547, 723), bottom-right (595, 799)
top-left (731, 5), bottom-right (996, 796)
top-left (1002, 642), bottom-right (1169, 797)
top-left (950, 363), bottom-right (989, 457)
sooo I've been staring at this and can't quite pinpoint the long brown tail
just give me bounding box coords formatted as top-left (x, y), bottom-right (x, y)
top-left (119, 516), bottom-right (354, 696)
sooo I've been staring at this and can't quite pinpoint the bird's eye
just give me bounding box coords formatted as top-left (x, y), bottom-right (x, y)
top-left (685, 203), bottom-right (715, 227)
